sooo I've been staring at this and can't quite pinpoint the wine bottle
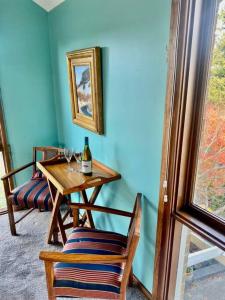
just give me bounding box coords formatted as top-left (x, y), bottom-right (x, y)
top-left (81, 137), bottom-right (92, 176)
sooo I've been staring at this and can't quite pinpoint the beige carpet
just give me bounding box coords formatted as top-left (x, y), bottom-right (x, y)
top-left (0, 210), bottom-right (146, 300)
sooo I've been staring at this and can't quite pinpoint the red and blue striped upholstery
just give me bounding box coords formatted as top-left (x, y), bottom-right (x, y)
top-left (54, 227), bottom-right (128, 299)
top-left (9, 177), bottom-right (52, 211)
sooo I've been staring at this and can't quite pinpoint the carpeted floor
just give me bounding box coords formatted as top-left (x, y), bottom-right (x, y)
top-left (0, 210), bottom-right (146, 300)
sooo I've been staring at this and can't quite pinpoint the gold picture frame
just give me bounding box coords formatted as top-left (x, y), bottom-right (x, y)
top-left (66, 47), bottom-right (103, 134)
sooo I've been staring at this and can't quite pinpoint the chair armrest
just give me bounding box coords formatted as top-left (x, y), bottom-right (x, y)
top-left (69, 203), bottom-right (134, 218)
top-left (39, 251), bottom-right (127, 264)
top-left (1, 162), bottom-right (35, 181)
top-left (39, 154), bottom-right (64, 163)
top-left (46, 154), bottom-right (63, 161)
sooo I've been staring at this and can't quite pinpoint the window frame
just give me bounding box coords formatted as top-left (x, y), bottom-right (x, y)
top-left (173, 0), bottom-right (225, 241)
top-left (0, 91), bottom-right (14, 214)
top-left (153, 1), bottom-right (225, 300)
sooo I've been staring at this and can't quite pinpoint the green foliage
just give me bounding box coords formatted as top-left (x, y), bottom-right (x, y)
top-left (209, 76), bottom-right (225, 103)
top-left (208, 7), bottom-right (225, 103)
top-left (208, 194), bottom-right (225, 211)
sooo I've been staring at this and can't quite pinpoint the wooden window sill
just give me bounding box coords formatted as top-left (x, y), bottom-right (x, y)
top-left (173, 210), bottom-right (225, 251)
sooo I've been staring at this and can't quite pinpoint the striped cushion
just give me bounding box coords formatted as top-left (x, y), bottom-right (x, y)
top-left (54, 227), bottom-right (127, 299)
top-left (9, 179), bottom-right (52, 211)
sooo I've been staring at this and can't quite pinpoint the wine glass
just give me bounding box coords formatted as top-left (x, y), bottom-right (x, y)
top-left (74, 152), bottom-right (82, 172)
top-left (64, 148), bottom-right (73, 172)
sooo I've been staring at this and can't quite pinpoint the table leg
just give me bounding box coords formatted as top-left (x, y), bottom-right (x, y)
top-left (81, 185), bottom-right (102, 225)
top-left (53, 230), bottom-right (59, 244)
top-left (73, 207), bottom-right (79, 227)
top-left (80, 190), bottom-right (95, 228)
top-left (47, 180), bottom-right (56, 204)
top-left (47, 180), bottom-right (58, 243)
top-left (57, 210), bottom-right (67, 246)
top-left (47, 189), bottom-right (62, 244)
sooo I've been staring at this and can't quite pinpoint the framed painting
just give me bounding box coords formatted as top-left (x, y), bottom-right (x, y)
top-left (66, 47), bottom-right (103, 134)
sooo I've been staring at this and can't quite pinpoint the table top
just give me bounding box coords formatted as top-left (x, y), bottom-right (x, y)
top-left (37, 158), bottom-right (121, 195)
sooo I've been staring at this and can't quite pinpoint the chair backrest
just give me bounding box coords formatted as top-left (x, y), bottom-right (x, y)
top-left (127, 193), bottom-right (142, 253)
top-left (120, 193), bottom-right (142, 293)
top-left (33, 146), bottom-right (63, 173)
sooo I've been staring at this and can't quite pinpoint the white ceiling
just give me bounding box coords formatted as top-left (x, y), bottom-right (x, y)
top-left (33, 0), bottom-right (65, 12)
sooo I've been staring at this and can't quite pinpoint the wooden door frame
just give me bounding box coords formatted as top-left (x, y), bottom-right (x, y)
top-left (152, 0), bottom-right (181, 299)
top-left (152, 0), bottom-right (225, 299)
top-left (0, 89), bottom-right (14, 214)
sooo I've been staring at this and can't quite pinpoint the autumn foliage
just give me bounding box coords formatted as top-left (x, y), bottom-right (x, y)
top-left (195, 103), bottom-right (225, 214)
top-left (194, 4), bottom-right (225, 218)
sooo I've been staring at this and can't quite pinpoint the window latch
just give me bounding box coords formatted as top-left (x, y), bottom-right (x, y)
top-left (163, 180), bottom-right (168, 203)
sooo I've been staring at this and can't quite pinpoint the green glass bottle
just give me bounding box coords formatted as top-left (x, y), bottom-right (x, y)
top-left (81, 137), bottom-right (92, 176)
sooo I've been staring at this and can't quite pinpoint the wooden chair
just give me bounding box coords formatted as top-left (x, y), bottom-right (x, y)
top-left (39, 193), bottom-right (142, 300)
top-left (1, 146), bottom-right (63, 236)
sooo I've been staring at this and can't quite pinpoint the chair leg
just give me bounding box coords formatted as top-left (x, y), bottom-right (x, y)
top-left (3, 179), bottom-right (16, 235)
top-left (44, 261), bottom-right (56, 300)
top-left (128, 267), bottom-right (133, 287)
top-left (6, 198), bottom-right (16, 236)
top-left (120, 292), bottom-right (126, 300)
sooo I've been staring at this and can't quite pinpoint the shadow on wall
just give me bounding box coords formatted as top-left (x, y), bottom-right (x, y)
top-left (94, 192), bottom-right (158, 283)
top-left (101, 46), bottom-right (109, 136)
top-left (95, 190), bottom-right (158, 244)
top-left (133, 195), bottom-right (158, 282)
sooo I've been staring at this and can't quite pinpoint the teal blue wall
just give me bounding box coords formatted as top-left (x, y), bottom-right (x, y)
top-left (0, 0), bottom-right (58, 183)
top-left (48, 0), bottom-right (171, 291)
top-left (0, 0), bottom-right (171, 292)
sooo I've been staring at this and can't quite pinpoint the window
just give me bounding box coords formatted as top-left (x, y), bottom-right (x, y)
top-left (0, 95), bottom-right (13, 214)
top-left (175, 225), bottom-right (225, 300)
top-left (0, 151), bottom-right (6, 211)
top-left (193, 0), bottom-right (225, 222)
top-left (153, 1), bottom-right (225, 299)
top-left (174, 0), bottom-right (225, 235)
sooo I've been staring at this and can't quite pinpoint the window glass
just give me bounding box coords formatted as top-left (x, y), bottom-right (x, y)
top-left (174, 225), bottom-right (225, 300)
top-left (193, 0), bottom-right (225, 221)
top-left (0, 151), bottom-right (6, 209)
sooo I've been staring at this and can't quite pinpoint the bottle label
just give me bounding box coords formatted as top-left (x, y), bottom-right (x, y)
top-left (82, 160), bottom-right (92, 174)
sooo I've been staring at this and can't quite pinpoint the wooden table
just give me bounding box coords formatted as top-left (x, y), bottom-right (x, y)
top-left (37, 158), bottom-right (121, 245)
